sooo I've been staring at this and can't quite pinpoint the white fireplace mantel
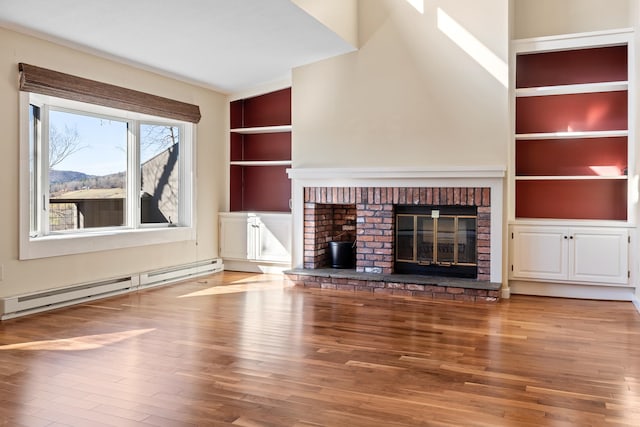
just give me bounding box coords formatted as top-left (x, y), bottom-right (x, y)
top-left (286, 166), bottom-right (507, 288)
top-left (287, 166), bottom-right (506, 181)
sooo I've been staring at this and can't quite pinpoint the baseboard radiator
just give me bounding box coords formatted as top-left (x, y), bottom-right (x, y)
top-left (0, 258), bottom-right (223, 320)
top-left (138, 259), bottom-right (223, 289)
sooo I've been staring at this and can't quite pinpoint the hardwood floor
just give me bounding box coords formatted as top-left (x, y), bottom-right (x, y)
top-left (0, 271), bottom-right (639, 426)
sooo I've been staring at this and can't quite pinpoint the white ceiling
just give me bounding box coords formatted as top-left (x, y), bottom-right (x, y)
top-left (0, 0), bottom-right (355, 94)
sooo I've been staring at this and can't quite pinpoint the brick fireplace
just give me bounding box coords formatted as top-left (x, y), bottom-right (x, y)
top-left (303, 186), bottom-right (491, 281)
top-left (286, 167), bottom-right (506, 300)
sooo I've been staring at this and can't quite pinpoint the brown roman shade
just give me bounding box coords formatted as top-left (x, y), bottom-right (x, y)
top-left (19, 63), bottom-right (201, 123)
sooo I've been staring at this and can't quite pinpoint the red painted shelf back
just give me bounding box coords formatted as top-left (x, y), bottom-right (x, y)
top-left (232, 132), bottom-right (291, 162)
top-left (229, 165), bottom-right (244, 212)
top-left (516, 45), bottom-right (627, 88)
top-left (229, 88), bottom-right (292, 212)
top-left (230, 165), bottom-right (291, 212)
top-left (516, 180), bottom-right (627, 220)
top-left (230, 132), bottom-right (243, 162)
top-left (516, 137), bottom-right (627, 176)
top-left (230, 88), bottom-right (291, 128)
top-left (516, 91), bottom-right (627, 134)
top-left (230, 99), bottom-right (244, 129)
top-left (242, 166), bottom-right (291, 212)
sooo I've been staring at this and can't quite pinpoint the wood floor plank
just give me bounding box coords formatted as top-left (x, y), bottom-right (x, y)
top-left (0, 271), bottom-right (639, 426)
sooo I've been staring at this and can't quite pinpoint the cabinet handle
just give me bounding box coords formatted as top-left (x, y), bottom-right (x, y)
top-left (564, 236), bottom-right (568, 239)
top-left (569, 236), bottom-right (574, 239)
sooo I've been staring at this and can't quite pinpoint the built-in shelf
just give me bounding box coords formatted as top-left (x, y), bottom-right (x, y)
top-left (229, 88), bottom-right (292, 212)
top-left (515, 175), bottom-right (627, 181)
top-left (515, 81), bottom-right (627, 97)
top-left (230, 160), bottom-right (292, 166)
top-left (515, 130), bottom-right (628, 140)
top-left (514, 38), bottom-right (630, 221)
top-left (230, 125), bottom-right (292, 134)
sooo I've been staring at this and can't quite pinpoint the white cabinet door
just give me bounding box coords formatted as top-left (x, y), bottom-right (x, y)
top-left (219, 213), bottom-right (249, 260)
top-left (511, 226), bottom-right (568, 281)
top-left (219, 212), bottom-right (291, 265)
top-left (254, 213), bottom-right (292, 263)
top-left (511, 225), bottom-right (630, 286)
top-left (570, 228), bottom-right (628, 284)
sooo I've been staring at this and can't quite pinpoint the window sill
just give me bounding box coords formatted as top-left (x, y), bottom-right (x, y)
top-left (20, 226), bottom-right (196, 260)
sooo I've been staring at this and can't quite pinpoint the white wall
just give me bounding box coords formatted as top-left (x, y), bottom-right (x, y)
top-left (0, 27), bottom-right (226, 298)
top-left (513, 0), bottom-right (632, 39)
top-left (292, 0), bottom-right (510, 169)
top-left (292, 0), bottom-right (358, 48)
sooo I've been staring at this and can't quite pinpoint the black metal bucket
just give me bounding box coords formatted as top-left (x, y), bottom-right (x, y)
top-left (328, 241), bottom-right (355, 269)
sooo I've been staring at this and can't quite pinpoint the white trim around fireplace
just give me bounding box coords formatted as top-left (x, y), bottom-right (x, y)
top-left (286, 166), bottom-right (507, 291)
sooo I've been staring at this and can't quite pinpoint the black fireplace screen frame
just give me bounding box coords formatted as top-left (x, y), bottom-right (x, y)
top-left (394, 205), bottom-right (478, 278)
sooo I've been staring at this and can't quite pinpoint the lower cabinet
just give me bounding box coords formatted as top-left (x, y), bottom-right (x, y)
top-left (219, 212), bottom-right (292, 268)
top-left (510, 225), bottom-right (629, 285)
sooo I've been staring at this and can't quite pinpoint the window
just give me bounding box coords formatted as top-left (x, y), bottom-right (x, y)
top-left (140, 123), bottom-right (181, 225)
top-left (20, 93), bottom-right (195, 259)
top-left (44, 108), bottom-right (129, 233)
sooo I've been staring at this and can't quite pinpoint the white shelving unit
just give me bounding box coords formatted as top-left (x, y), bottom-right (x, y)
top-left (221, 87), bottom-right (293, 272)
top-left (512, 30), bottom-right (632, 221)
top-left (508, 29), bottom-right (636, 300)
top-left (228, 87), bottom-right (292, 213)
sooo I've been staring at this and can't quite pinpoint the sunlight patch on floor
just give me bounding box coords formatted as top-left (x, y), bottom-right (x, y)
top-left (0, 328), bottom-right (155, 351)
top-left (178, 278), bottom-right (292, 298)
top-left (230, 274), bottom-right (286, 284)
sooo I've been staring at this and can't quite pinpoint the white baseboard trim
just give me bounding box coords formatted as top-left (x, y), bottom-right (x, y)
top-left (501, 286), bottom-right (511, 299)
top-left (632, 294), bottom-right (640, 314)
top-left (1, 259), bottom-right (223, 320)
top-left (510, 280), bottom-right (636, 301)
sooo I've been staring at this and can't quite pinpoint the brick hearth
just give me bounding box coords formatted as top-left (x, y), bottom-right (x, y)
top-left (286, 268), bottom-right (501, 302)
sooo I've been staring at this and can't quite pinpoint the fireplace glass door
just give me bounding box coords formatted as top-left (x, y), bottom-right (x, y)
top-left (395, 207), bottom-right (477, 277)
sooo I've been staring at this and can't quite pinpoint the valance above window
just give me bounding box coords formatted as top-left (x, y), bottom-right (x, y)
top-left (18, 63), bottom-right (201, 123)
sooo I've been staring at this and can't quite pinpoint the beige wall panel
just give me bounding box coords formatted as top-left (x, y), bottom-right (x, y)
top-left (0, 27), bottom-right (226, 297)
top-left (292, 0), bottom-right (358, 47)
top-left (513, 0), bottom-right (632, 39)
top-left (292, 0), bottom-right (510, 168)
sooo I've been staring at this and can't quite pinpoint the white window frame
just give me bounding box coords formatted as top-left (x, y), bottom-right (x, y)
top-left (19, 92), bottom-right (197, 260)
